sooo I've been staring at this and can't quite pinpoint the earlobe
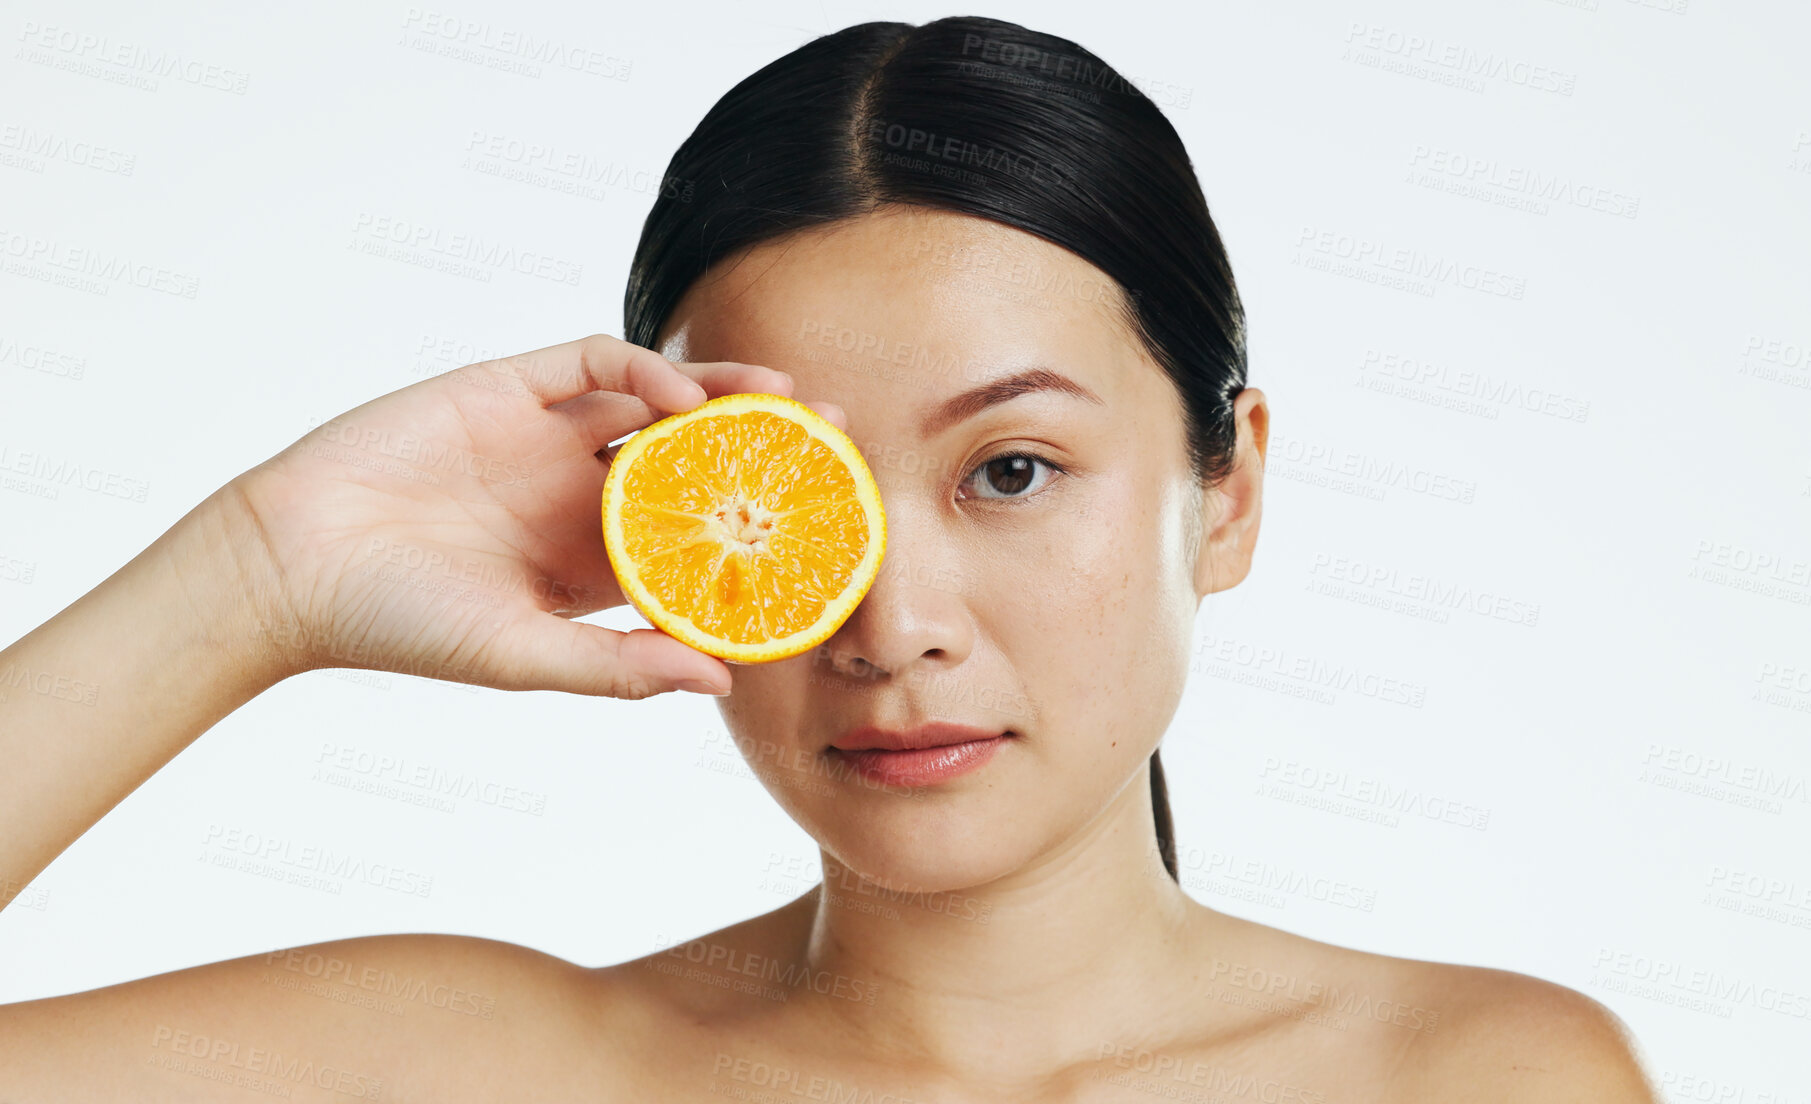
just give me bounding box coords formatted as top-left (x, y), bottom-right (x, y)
top-left (1192, 387), bottom-right (1268, 599)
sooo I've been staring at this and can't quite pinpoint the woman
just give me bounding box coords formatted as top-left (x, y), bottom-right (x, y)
top-left (0, 15), bottom-right (1657, 1101)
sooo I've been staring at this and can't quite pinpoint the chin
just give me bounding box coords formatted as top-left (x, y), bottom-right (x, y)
top-left (818, 814), bottom-right (1029, 900)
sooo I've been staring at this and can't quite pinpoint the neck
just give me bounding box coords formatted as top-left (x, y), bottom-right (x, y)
top-left (784, 762), bottom-right (1212, 1083)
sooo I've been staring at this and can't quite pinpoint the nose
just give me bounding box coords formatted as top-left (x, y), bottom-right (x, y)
top-left (822, 503), bottom-right (974, 680)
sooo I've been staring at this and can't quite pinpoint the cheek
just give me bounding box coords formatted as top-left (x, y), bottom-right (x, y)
top-left (999, 474), bottom-right (1186, 744)
top-left (717, 665), bottom-right (801, 763)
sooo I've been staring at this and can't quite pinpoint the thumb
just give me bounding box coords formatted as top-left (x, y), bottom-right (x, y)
top-left (492, 614), bottom-right (733, 698)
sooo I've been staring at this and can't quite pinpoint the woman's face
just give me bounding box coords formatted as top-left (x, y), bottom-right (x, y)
top-left (657, 205), bottom-right (1223, 895)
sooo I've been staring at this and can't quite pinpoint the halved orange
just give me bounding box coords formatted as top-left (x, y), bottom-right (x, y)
top-left (601, 393), bottom-right (887, 664)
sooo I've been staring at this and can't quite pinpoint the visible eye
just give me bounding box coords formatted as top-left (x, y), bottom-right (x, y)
top-left (957, 451), bottom-right (1064, 502)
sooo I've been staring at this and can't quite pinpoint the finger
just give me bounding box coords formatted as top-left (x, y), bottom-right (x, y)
top-left (802, 400), bottom-right (846, 433)
top-left (562, 362), bottom-right (805, 456)
top-left (557, 362), bottom-right (796, 455)
top-left (678, 361), bottom-right (794, 400)
top-left (460, 333), bottom-right (708, 412)
top-left (556, 391), bottom-right (661, 456)
top-left (494, 616), bottom-right (733, 698)
top-left (592, 399), bottom-right (848, 463)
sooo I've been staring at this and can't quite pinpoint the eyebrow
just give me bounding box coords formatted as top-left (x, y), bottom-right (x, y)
top-left (918, 367), bottom-right (1105, 437)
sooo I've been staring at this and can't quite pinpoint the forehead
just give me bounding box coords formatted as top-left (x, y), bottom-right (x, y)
top-left (656, 206), bottom-right (1161, 425)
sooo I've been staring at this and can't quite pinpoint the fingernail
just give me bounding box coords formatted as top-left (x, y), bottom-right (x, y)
top-left (676, 679), bottom-right (730, 696)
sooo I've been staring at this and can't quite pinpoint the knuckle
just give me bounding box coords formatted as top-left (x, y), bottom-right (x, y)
top-left (613, 676), bottom-right (657, 701)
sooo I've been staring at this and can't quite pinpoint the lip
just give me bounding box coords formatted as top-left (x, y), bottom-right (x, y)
top-left (827, 723), bottom-right (1013, 788)
top-left (831, 722), bottom-right (1005, 752)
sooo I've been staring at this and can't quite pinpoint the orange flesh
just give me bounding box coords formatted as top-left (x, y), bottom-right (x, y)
top-left (618, 410), bottom-right (870, 645)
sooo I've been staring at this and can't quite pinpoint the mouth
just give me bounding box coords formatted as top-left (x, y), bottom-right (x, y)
top-left (827, 723), bottom-right (1014, 788)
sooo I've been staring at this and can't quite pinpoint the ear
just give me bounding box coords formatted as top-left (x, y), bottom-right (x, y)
top-left (1192, 387), bottom-right (1269, 599)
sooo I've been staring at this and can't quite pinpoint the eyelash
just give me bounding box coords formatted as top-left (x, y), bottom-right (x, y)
top-left (957, 450), bottom-right (1066, 504)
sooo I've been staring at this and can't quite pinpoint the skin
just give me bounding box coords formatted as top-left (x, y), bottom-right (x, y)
top-left (642, 202), bottom-right (1241, 1090)
top-left (0, 206), bottom-right (1659, 1102)
top-left (598, 206), bottom-right (1662, 1100)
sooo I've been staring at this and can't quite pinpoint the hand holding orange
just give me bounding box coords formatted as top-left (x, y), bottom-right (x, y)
top-left (218, 333), bottom-right (850, 700)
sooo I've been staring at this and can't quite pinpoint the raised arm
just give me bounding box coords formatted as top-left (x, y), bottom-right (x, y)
top-left (2, 334), bottom-right (826, 901)
top-left (0, 480), bottom-right (290, 909)
top-left (0, 334), bottom-right (836, 1099)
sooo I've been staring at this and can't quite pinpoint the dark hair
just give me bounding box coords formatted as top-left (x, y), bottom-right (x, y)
top-left (624, 15), bottom-right (1248, 884)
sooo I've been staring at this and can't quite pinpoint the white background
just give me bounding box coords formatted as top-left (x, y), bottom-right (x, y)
top-left (2, 0), bottom-right (1808, 1095)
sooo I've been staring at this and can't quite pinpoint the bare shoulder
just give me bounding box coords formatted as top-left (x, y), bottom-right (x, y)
top-left (0, 930), bottom-right (625, 1100)
top-left (1392, 959), bottom-right (1661, 1101)
top-left (1204, 915), bottom-right (1660, 1102)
